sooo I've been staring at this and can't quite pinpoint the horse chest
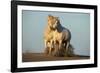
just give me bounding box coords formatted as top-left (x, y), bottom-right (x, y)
top-left (47, 31), bottom-right (53, 40)
top-left (53, 31), bottom-right (63, 41)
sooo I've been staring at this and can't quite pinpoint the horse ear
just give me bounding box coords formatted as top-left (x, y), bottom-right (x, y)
top-left (48, 14), bottom-right (52, 17)
top-left (55, 17), bottom-right (59, 21)
top-left (48, 15), bottom-right (52, 20)
top-left (56, 17), bottom-right (60, 23)
top-left (48, 15), bottom-right (51, 20)
top-left (57, 17), bottom-right (59, 19)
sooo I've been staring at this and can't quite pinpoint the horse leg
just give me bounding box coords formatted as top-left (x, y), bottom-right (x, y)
top-left (44, 40), bottom-right (49, 55)
top-left (49, 40), bottom-right (53, 55)
top-left (57, 40), bottom-right (63, 56)
top-left (65, 41), bottom-right (70, 56)
top-left (44, 40), bottom-right (47, 54)
top-left (66, 41), bottom-right (70, 50)
top-left (59, 40), bottom-right (62, 50)
top-left (44, 40), bottom-right (47, 49)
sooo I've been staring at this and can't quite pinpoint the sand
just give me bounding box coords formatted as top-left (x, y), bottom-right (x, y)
top-left (22, 53), bottom-right (90, 62)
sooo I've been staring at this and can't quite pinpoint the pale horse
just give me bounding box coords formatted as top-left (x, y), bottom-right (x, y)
top-left (50, 16), bottom-right (71, 55)
top-left (44, 15), bottom-right (57, 55)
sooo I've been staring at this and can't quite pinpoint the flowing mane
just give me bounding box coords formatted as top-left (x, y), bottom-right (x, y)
top-left (56, 18), bottom-right (63, 32)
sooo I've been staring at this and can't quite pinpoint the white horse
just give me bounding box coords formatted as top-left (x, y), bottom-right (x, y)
top-left (50, 16), bottom-right (71, 56)
top-left (44, 15), bottom-right (72, 56)
top-left (44, 15), bottom-right (57, 55)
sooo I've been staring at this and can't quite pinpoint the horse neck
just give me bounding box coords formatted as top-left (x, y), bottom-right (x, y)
top-left (57, 23), bottom-right (63, 32)
top-left (47, 25), bottom-right (53, 33)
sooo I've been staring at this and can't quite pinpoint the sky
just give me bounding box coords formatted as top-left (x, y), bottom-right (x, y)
top-left (22, 10), bottom-right (90, 56)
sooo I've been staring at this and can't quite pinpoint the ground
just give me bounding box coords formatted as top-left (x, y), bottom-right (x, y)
top-left (22, 53), bottom-right (90, 62)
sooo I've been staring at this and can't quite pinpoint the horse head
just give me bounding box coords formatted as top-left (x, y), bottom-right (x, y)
top-left (47, 15), bottom-right (60, 30)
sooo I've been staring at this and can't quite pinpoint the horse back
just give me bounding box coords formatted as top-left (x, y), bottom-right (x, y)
top-left (61, 26), bottom-right (71, 41)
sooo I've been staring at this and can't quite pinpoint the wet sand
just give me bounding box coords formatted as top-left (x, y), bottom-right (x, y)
top-left (22, 53), bottom-right (90, 62)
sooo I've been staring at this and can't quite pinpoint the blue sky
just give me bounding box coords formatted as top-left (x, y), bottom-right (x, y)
top-left (22, 10), bottom-right (90, 56)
